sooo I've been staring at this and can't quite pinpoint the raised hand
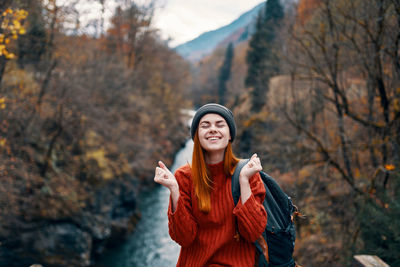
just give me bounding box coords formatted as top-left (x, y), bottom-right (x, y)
top-left (154, 161), bottom-right (179, 212)
top-left (239, 153), bottom-right (262, 182)
top-left (154, 161), bottom-right (178, 191)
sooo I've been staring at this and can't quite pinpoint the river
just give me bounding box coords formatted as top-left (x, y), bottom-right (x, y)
top-left (95, 138), bottom-right (194, 267)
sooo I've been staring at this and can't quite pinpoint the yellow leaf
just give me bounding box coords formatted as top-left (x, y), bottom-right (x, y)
top-left (0, 138), bottom-right (6, 147)
top-left (13, 20), bottom-right (21, 29)
top-left (17, 9), bottom-right (28, 19)
top-left (6, 52), bottom-right (15, 59)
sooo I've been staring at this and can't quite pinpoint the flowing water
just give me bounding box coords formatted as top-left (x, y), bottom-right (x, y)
top-left (96, 138), bottom-right (194, 267)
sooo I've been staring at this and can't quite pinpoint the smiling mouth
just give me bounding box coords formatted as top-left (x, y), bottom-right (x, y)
top-left (207, 136), bottom-right (221, 141)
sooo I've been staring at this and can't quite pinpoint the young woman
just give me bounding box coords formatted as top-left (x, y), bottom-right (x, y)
top-left (154, 103), bottom-right (267, 267)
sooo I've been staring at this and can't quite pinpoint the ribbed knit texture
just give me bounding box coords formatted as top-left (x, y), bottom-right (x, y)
top-left (168, 161), bottom-right (267, 267)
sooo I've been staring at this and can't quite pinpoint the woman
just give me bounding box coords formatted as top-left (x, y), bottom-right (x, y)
top-left (154, 103), bottom-right (267, 267)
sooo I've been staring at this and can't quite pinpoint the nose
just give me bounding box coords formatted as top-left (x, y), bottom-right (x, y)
top-left (208, 124), bottom-right (217, 133)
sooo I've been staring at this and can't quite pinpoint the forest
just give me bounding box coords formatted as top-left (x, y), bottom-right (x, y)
top-left (0, 0), bottom-right (399, 266)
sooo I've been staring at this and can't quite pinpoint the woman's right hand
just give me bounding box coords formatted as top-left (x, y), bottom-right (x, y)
top-left (154, 161), bottom-right (180, 212)
top-left (154, 161), bottom-right (178, 192)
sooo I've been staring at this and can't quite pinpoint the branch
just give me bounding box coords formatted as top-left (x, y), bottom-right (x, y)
top-left (283, 108), bottom-right (363, 195)
top-left (321, 94), bottom-right (385, 131)
top-left (41, 104), bottom-right (64, 177)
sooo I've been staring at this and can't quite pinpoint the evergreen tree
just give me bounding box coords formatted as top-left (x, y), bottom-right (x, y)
top-left (357, 177), bottom-right (400, 266)
top-left (245, 0), bottom-right (284, 112)
top-left (218, 42), bottom-right (234, 105)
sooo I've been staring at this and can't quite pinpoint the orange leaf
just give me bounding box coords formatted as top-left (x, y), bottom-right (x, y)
top-left (384, 164), bottom-right (395, 171)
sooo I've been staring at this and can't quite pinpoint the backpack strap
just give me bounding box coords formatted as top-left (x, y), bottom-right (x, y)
top-left (232, 159), bottom-right (271, 266)
top-left (231, 159), bottom-right (249, 206)
top-left (231, 159), bottom-right (248, 243)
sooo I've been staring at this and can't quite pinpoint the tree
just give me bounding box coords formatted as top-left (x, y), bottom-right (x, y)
top-left (245, 0), bottom-right (284, 112)
top-left (280, 0), bottom-right (400, 264)
top-left (218, 42), bottom-right (234, 105)
top-left (106, 3), bottom-right (152, 69)
top-left (17, 0), bottom-right (47, 68)
top-left (0, 1), bottom-right (191, 265)
top-left (0, 6), bottom-right (28, 85)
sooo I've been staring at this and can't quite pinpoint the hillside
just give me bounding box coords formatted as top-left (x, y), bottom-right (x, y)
top-left (174, 2), bottom-right (265, 62)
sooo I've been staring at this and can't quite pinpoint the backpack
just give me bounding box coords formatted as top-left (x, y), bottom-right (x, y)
top-left (232, 159), bottom-right (298, 267)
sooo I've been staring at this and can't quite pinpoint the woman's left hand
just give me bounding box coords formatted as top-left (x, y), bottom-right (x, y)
top-left (239, 153), bottom-right (262, 182)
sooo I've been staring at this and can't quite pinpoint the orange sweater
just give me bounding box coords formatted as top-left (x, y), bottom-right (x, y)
top-left (168, 161), bottom-right (267, 267)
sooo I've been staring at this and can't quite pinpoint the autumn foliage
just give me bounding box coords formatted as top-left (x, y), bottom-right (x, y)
top-left (0, 0), bottom-right (190, 265)
top-left (190, 0), bottom-right (399, 265)
top-left (1, 0), bottom-right (399, 265)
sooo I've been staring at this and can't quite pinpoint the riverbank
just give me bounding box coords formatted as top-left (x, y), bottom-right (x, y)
top-left (95, 138), bottom-right (193, 266)
top-left (0, 177), bottom-right (139, 266)
top-left (0, 135), bottom-right (188, 267)
top-left (94, 186), bottom-right (179, 267)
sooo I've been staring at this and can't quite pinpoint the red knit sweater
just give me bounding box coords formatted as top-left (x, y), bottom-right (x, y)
top-left (168, 161), bottom-right (267, 267)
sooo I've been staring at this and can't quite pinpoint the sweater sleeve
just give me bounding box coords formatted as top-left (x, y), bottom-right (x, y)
top-left (232, 172), bottom-right (267, 242)
top-left (167, 166), bottom-right (198, 247)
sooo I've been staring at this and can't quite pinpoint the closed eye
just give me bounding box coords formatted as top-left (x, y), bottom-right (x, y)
top-left (200, 122), bottom-right (210, 128)
top-left (216, 121), bottom-right (226, 127)
top-left (199, 120), bottom-right (226, 128)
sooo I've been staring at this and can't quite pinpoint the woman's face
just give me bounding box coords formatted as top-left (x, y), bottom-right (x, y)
top-left (197, 113), bottom-right (231, 155)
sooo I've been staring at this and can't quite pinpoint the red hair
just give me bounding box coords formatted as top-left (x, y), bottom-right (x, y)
top-left (191, 131), bottom-right (239, 212)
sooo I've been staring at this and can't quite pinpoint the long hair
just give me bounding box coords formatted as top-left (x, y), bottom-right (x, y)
top-left (191, 131), bottom-right (239, 212)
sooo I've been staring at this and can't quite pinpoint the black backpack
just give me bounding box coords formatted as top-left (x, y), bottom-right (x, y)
top-left (232, 159), bottom-right (297, 267)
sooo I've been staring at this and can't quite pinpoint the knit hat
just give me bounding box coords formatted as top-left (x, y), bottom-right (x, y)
top-left (191, 103), bottom-right (236, 142)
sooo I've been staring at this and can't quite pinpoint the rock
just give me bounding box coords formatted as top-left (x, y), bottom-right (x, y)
top-left (0, 223), bottom-right (92, 267)
top-left (22, 223), bottom-right (92, 267)
top-left (0, 178), bottom-right (140, 266)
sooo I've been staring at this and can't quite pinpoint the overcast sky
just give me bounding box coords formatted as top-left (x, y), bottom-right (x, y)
top-left (152, 0), bottom-right (265, 47)
top-left (71, 0), bottom-right (265, 47)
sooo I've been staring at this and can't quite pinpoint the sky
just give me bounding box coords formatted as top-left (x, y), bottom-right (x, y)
top-left (69, 0), bottom-right (265, 48)
top-left (152, 0), bottom-right (266, 47)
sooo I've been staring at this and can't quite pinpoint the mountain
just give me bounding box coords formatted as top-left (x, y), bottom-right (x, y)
top-left (174, 2), bottom-right (265, 62)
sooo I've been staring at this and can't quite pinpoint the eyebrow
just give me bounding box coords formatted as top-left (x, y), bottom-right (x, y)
top-left (199, 120), bottom-right (225, 124)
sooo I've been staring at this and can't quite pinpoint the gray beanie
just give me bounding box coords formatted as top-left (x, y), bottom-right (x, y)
top-left (191, 103), bottom-right (236, 142)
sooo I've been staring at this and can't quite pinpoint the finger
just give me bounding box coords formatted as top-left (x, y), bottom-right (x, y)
top-left (159, 161), bottom-right (171, 172)
top-left (154, 176), bottom-right (167, 185)
top-left (155, 167), bottom-right (163, 175)
top-left (248, 154), bottom-right (258, 165)
top-left (251, 154), bottom-right (261, 164)
top-left (154, 170), bottom-right (166, 181)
